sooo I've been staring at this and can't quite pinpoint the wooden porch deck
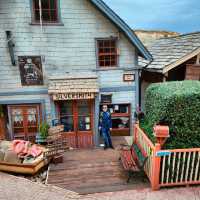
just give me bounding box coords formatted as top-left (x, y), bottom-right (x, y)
top-left (47, 137), bottom-right (150, 194)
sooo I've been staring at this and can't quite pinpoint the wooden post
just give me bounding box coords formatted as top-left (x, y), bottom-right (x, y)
top-left (133, 124), bottom-right (138, 144)
top-left (151, 143), bottom-right (161, 190)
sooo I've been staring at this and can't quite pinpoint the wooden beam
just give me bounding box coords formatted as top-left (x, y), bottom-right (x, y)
top-left (196, 54), bottom-right (200, 65)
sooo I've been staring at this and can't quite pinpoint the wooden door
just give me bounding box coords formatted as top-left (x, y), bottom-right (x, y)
top-left (76, 100), bottom-right (94, 148)
top-left (58, 100), bottom-right (94, 149)
top-left (9, 105), bottom-right (41, 142)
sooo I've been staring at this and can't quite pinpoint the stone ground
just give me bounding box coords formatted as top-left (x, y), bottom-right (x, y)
top-left (0, 172), bottom-right (95, 200)
top-left (0, 172), bottom-right (200, 200)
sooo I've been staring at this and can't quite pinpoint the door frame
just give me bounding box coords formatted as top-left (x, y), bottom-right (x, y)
top-left (56, 99), bottom-right (94, 148)
top-left (8, 104), bottom-right (42, 141)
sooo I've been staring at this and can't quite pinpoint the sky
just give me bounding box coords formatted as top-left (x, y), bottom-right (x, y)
top-left (104, 0), bottom-right (200, 34)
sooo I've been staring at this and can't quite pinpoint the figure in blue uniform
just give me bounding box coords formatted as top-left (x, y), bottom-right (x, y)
top-left (99, 104), bottom-right (114, 150)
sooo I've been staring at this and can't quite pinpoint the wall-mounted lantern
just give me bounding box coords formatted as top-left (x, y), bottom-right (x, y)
top-left (6, 31), bottom-right (16, 66)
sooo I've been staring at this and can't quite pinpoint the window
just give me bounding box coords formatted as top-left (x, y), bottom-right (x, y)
top-left (33, 0), bottom-right (58, 23)
top-left (101, 94), bottom-right (112, 104)
top-left (97, 39), bottom-right (118, 67)
top-left (9, 105), bottom-right (41, 142)
top-left (18, 56), bottom-right (44, 86)
top-left (100, 104), bottom-right (131, 136)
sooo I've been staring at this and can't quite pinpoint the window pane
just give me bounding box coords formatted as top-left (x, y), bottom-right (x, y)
top-left (77, 101), bottom-right (90, 115)
top-left (27, 108), bottom-right (37, 126)
top-left (50, 0), bottom-right (56, 9)
top-left (34, 0), bottom-right (39, 9)
top-left (35, 10), bottom-right (40, 21)
top-left (50, 10), bottom-right (57, 21)
top-left (41, 0), bottom-right (49, 9)
top-left (78, 116), bottom-right (91, 131)
top-left (42, 10), bottom-right (50, 21)
top-left (12, 109), bottom-right (24, 134)
top-left (112, 117), bottom-right (129, 129)
top-left (60, 116), bottom-right (74, 132)
top-left (60, 102), bottom-right (73, 116)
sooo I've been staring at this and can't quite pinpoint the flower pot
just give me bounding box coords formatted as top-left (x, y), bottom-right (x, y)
top-left (35, 134), bottom-right (47, 144)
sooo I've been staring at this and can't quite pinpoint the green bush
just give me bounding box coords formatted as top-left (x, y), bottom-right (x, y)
top-left (145, 81), bottom-right (200, 149)
top-left (39, 122), bottom-right (50, 139)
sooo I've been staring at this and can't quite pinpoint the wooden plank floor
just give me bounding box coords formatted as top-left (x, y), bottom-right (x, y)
top-left (47, 137), bottom-right (150, 194)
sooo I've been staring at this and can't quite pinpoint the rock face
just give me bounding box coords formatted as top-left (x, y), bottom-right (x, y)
top-left (135, 30), bottom-right (179, 47)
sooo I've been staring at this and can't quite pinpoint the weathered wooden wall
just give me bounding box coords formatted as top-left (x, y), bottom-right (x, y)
top-left (0, 0), bottom-right (138, 128)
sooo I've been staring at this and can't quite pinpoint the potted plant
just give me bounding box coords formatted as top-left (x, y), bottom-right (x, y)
top-left (36, 122), bottom-right (50, 144)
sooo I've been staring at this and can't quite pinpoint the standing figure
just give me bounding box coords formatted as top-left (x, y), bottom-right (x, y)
top-left (99, 104), bottom-right (114, 150)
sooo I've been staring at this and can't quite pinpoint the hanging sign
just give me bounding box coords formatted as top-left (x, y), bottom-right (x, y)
top-left (53, 92), bottom-right (95, 101)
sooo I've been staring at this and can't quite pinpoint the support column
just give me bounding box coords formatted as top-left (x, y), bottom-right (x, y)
top-left (151, 143), bottom-right (161, 190)
top-left (50, 96), bottom-right (56, 126)
top-left (94, 94), bottom-right (100, 147)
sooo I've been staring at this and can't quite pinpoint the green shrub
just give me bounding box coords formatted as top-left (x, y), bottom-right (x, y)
top-left (145, 81), bottom-right (200, 149)
top-left (39, 122), bottom-right (50, 139)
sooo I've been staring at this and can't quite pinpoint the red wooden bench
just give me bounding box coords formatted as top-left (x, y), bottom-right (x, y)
top-left (119, 144), bottom-right (148, 183)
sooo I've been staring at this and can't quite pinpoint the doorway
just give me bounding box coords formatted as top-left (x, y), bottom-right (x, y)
top-left (57, 100), bottom-right (94, 149)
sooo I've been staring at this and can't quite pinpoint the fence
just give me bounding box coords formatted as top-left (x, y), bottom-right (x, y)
top-left (159, 148), bottom-right (200, 187)
top-left (134, 124), bottom-right (160, 189)
top-left (134, 124), bottom-right (200, 190)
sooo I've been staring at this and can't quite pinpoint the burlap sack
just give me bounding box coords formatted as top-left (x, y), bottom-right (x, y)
top-left (4, 150), bottom-right (21, 164)
top-left (0, 141), bottom-right (12, 151)
top-left (0, 150), bottom-right (4, 161)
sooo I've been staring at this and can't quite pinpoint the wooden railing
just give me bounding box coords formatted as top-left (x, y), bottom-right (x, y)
top-left (134, 124), bottom-right (159, 188)
top-left (159, 148), bottom-right (200, 187)
top-left (134, 123), bottom-right (200, 190)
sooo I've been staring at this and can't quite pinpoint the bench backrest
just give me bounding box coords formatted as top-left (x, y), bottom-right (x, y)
top-left (131, 143), bottom-right (148, 169)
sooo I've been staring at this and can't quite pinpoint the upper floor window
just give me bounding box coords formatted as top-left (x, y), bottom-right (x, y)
top-left (18, 56), bottom-right (44, 86)
top-left (97, 39), bottom-right (118, 67)
top-left (33, 0), bottom-right (58, 23)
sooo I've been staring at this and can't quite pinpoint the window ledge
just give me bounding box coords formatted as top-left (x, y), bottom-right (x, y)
top-left (30, 22), bottom-right (64, 26)
top-left (94, 67), bottom-right (136, 71)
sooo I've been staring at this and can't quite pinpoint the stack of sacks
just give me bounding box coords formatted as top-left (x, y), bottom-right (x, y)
top-left (12, 140), bottom-right (43, 158)
top-left (0, 140), bottom-right (44, 164)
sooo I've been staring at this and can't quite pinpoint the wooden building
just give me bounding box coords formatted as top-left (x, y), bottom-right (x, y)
top-left (140, 32), bottom-right (200, 109)
top-left (0, 0), bottom-right (152, 148)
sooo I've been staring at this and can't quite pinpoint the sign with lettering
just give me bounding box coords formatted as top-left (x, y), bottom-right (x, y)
top-left (53, 92), bottom-right (95, 100)
top-left (123, 73), bottom-right (135, 82)
top-left (156, 151), bottom-right (171, 157)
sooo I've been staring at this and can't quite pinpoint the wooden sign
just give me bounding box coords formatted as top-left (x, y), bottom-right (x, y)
top-left (156, 151), bottom-right (171, 157)
top-left (53, 92), bottom-right (95, 101)
top-left (18, 56), bottom-right (43, 86)
top-left (123, 73), bottom-right (135, 82)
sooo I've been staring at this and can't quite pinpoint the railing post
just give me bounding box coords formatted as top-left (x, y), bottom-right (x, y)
top-left (151, 143), bottom-right (161, 190)
top-left (133, 123), bottom-right (138, 143)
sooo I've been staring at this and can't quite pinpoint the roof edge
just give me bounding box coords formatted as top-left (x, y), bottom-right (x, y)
top-left (163, 47), bottom-right (200, 74)
top-left (90, 0), bottom-right (153, 61)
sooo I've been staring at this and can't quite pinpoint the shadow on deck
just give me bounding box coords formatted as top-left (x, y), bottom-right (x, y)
top-left (47, 137), bottom-right (150, 194)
